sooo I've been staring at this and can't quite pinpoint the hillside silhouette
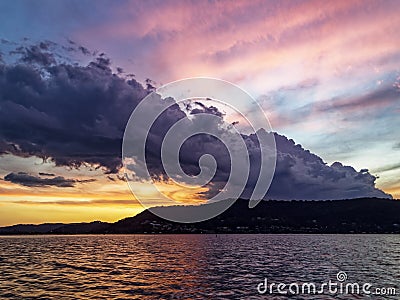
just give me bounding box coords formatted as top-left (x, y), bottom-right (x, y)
top-left (1, 198), bottom-right (399, 234)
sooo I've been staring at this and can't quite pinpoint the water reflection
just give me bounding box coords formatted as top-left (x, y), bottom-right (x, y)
top-left (0, 234), bottom-right (399, 299)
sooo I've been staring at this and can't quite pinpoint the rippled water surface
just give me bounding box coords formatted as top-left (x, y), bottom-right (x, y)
top-left (0, 234), bottom-right (399, 299)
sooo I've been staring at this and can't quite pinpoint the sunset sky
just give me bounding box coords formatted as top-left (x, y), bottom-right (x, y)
top-left (0, 0), bottom-right (399, 226)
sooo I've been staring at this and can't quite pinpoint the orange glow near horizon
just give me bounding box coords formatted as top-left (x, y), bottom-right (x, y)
top-left (0, 162), bottom-right (211, 226)
top-left (1, 170), bottom-right (397, 226)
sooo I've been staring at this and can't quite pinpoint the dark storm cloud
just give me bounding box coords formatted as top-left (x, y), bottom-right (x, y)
top-left (22, 47), bottom-right (55, 66)
top-left (0, 42), bottom-right (391, 199)
top-left (4, 172), bottom-right (95, 188)
top-left (187, 126), bottom-right (391, 200)
top-left (11, 44), bottom-right (56, 66)
top-left (140, 112), bottom-right (391, 200)
top-left (190, 101), bottom-right (225, 117)
top-left (0, 44), bottom-right (149, 173)
top-left (263, 135), bottom-right (391, 200)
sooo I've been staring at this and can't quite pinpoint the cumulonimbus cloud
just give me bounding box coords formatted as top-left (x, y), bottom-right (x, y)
top-left (0, 42), bottom-right (392, 199)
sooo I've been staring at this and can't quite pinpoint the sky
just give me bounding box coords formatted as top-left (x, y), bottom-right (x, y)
top-left (0, 0), bottom-right (399, 226)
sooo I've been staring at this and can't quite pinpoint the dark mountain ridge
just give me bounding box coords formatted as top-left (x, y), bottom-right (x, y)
top-left (1, 198), bottom-right (400, 234)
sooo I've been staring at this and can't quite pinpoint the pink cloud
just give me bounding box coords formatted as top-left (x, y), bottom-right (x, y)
top-left (75, 0), bottom-right (400, 93)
